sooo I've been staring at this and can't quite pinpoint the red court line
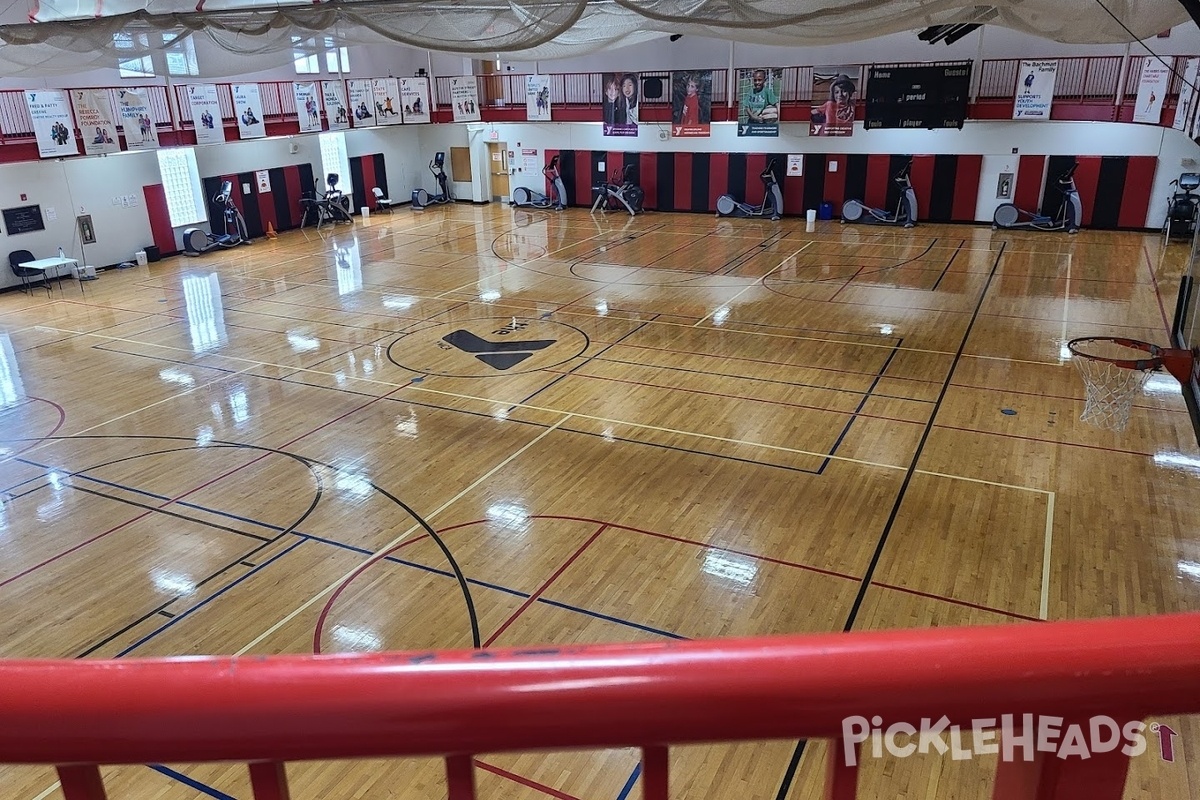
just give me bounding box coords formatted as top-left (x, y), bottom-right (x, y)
top-left (28, 396), bottom-right (67, 439)
top-left (872, 582), bottom-right (1043, 623)
top-left (483, 524), bottom-right (606, 647)
top-left (539, 368), bottom-right (927, 427)
top-left (474, 760), bottom-right (586, 800)
top-left (1142, 244), bottom-right (1174, 337)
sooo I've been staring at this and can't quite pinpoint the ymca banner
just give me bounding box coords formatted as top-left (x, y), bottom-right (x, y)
top-left (1174, 58), bottom-right (1199, 132)
top-left (25, 90), bottom-right (79, 158)
top-left (400, 77), bottom-right (431, 124)
top-left (348, 79), bottom-right (374, 126)
top-left (1133, 58), bottom-right (1171, 124)
top-left (117, 88), bottom-right (159, 150)
top-left (670, 70), bottom-right (711, 137)
top-left (187, 84), bottom-right (224, 144)
top-left (450, 77), bottom-right (481, 122)
top-left (294, 82), bottom-right (322, 133)
top-left (526, 75), bottom-right (551, 121)
top-left (233, 83), bottom-right (266, 138)
top-left (1013, 60), bottom-right (1057, 120)
top-left (602, 72), bottom-right (639, 136)
top-left (737, 68), bottom-right (781, 137)
top-left (371, 78), bottom-right (402, 124)
top-left (811, 66), bottom-right (860, 137)
top-left (322, 81), bottom-right (350, 130)
top-left (73, 89), bottom-right (120, 155)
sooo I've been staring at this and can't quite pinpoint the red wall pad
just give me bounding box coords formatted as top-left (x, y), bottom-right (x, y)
top-left (1015, 155), bottom-right (1047, 213)
top-left (951, 154), bottom-right (982, 221)
top-left (1117, 156), bottom-right (1157, 229)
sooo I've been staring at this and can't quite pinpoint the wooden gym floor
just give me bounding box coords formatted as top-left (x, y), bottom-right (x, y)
top-left (0, 203), bottom-right (1197, 799)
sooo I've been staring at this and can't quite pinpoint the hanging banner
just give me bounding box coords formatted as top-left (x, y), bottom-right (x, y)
top-left (322, 81), bottom-right (350, 130)
top-left (233, 83), bottom-right (266, 139)
top-left (187, 84), bottom-right (224, 144)
top-left (1013, 60), bottom-right (1058, 120)
top-left (73, 90), bottom-right (121, 155)
top-left (737, 68), bottom-right (781, 137)
top-left (602, 72), bottom-right (639, 136)
top-left (526, 75), bottom-right (551, 122)
top-left (450, 77), bottom-right (481, 122)
top-left (670, 70), bottom-right (712, 137)
top-left (371, 78), bottom-right (402, 124)
top-left (400, 78), bottom-right (431, 124)
top-left (1174, 58), bottom-right (1200, 132)
top-left (294, 82), bottom-right (322, 133)
top-left (1133, 58), bottom-right (1171, 124)
top-left (810, 66), bottom-right (860, 137)
top-left (25, 90), bottom-right (79, 158)
top-left (348, 79), bottom-right (374, 126)
top-left (117, 88), bottom-right (159, 150)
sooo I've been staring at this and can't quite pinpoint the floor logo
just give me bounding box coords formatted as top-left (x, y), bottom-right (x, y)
top-left (386, 317), bottom-right (589, 378)
top-left (441, 321), bottom-right (555, 371)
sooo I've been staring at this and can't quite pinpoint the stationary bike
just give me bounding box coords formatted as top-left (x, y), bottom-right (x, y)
top-left (716, 158), bottom-right (783, 221)
top-left (183, 180), bottom-right (250, 255)
top-left (591, 164), bottom-right (644, 217)
top-left (1163, 172), bottom-right (1200, 241)
top-left (842, 160), bottom-right (918, 228)
top-left (412, 152), bottom-right (453, 210)
top-left (993, 162), bottom-right (1082, 234)
top-left (511, 155), bottom-right (568, 211)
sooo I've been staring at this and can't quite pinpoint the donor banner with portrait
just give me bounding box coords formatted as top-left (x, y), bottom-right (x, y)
top-left (737, 68), bottom-right (781, 137)
top-left (526, 75), bottom-right (551, 121)
top-left (25, 90), bottom-right (78, 158)
top-left (233, 83), bottom-right (266, 139)
top-left (73, 89), bottom-right (121, 155)
top-left (602, 73), bottom-right (639, 136)
top-left (450, 77), bottom-right (481, 122)
top-left (1014, 60), bottom-right (1057, 119)
top-left (117, 88), bottom-right (160, 149)
top-left (400, 78), bottom-right (431, 124)
top-left (670, 70), bottom-right (712, 137)
top-left (810, 66), bottom-right (860, 137)
top-left (187, 84), bottom-right (224, 144)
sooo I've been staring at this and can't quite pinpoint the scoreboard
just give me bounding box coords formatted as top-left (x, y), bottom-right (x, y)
top-left (865, 62), bottom-right (973, 130)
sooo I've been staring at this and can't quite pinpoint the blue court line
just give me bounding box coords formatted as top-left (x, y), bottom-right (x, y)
top-left (615, 763), bottom-right (641, 800)
top-left (116, 538), bottom-right (305, 657)
top-left (149, 765), bottom-right (239, 800)
top-left (537, 598), bottom-right (686, 640)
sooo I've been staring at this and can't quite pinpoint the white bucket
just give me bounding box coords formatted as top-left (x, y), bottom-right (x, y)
top-left (360, 207), bottom-right (370, 220)
top-left (806, 209), bottom-right (817, 223)
top-left (135, 250), bottom-right (148, 266)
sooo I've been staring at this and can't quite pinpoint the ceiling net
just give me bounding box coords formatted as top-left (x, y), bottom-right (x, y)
top-left (0, 0), bottom-right (1190, 78)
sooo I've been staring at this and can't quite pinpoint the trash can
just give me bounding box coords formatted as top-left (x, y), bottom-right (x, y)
top-left (806, 209), bottom-right (817, 223)
top-left (144, 245), bottom-right (161, 263)
top-left (818, 202), bottom-right (833, 221)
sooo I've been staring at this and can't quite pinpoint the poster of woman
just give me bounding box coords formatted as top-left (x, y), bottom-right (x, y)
top-left (810, 67), bottom-right (860, 137)
top-left (602, 72), bottom-right (639, 137)
top-left (671, 70), bottom-right (712, 137)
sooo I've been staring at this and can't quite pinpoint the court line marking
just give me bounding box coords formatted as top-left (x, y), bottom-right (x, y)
top-left (433, 229), bottom-right (614, 298)
top-left (693, 241), bottom-right (813, 326)
top-left (1041, 491), bottom-right (1055, 621)
top-left (232, 415), bottom-right (570, 656)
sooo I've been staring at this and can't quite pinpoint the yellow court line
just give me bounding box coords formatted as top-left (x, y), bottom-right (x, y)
top-left (1041, 492), bottom-right (1056, 620)
top-left (693, 241), bottom-right (814, 327)
top-left (233, 414), bottom-right (570, 656)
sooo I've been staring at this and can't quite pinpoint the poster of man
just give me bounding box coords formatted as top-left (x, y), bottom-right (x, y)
top-left (737, 68), bottom-right (781, 137)
top-left (602, 72), bottom-right (639, 137)
top-left (671, 70), bottom-right (712, 137)
top-left (810, 67), bottom-right (860, 137)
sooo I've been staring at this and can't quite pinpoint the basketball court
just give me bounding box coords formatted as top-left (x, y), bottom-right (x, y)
top-left (0, 205), bottom-right (1197, 799)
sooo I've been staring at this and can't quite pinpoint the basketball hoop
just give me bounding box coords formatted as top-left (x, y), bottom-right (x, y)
top-left (1067, 337), bottom-right (1197, 432)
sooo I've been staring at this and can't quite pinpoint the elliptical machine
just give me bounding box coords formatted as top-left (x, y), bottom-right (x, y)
top-left (716, 158), bottom-right (783, 221)
top-left (842, 160), bottom-right (918, 228)
top-left (1163, 172), bottom-right (1200, 241)
top-left (591, 164), bottom-right (644, 217)
top-left (412, 152), bottom-right (453, 210)
top-left (993, 162), bottom-right (1082, 234)
top-left (510, 155), bottom-right (568, 211)
top-left (183, 180), bottom-right (250, 256)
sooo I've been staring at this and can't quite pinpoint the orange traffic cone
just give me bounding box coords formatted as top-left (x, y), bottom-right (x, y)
top-left (266, 221), bottom-right (278, 239)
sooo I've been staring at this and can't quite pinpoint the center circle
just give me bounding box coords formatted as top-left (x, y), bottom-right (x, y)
top-left (387, 316), bottom-right (590, 377)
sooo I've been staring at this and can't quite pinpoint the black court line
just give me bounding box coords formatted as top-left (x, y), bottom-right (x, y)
top-left (771, 241), bottom-right (1007, 800)
top-left (930, 239), bottom-right (966, 292)
top-left (63, 483), bottom-right (273, 543)
top-left (818, 340), bottom-right (906, 474)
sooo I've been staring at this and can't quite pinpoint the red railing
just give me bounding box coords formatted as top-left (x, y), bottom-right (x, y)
top-left (4, 613), bottom-right (1199, 799)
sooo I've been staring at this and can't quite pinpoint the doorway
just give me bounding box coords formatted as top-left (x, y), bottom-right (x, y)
top-left (486, 141), bottom-right (510, 202)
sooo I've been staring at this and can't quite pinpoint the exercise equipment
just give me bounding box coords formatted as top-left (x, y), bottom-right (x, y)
top-left (299, 174), bottom-right (354, 231)
top-left (841, 160), bottom-right (917, 228)
top-left (510, 155), bottom-right (567, 211)
top-left (1163, 173), bottom-right (1200, 241)
top-left (183, 181), bottom-right (250, 255)
top-left (716, 158), bottom-right (783, 221)
top-left (412, 152), bottom-right (453, 210)
top-left (992, 162), bottom-right (1082, 233)
top-left (590, 164), bottom-right (644, 217)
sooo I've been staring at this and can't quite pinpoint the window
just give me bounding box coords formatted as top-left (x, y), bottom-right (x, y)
top-left (164, 33), bottom-right (200, 77)
top-left (157, 148), bottom-right (207, 228)
top-left (293, 37), bottom-right (319, 75)
top-left (115, 32), bottom-right (154, 78)
top-left (319, 132), bottom-right (351, 195)
top-left (324, 37), bottom-right (350, 73)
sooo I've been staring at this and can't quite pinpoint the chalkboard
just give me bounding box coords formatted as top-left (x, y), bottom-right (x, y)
top-left (865, 62), bottom-right (973, 131)
top-left (2, 205), bottom-right (45, 236)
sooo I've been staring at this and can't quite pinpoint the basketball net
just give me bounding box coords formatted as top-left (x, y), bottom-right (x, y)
top-left (1073, 357), bottom-right (1151, 432)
